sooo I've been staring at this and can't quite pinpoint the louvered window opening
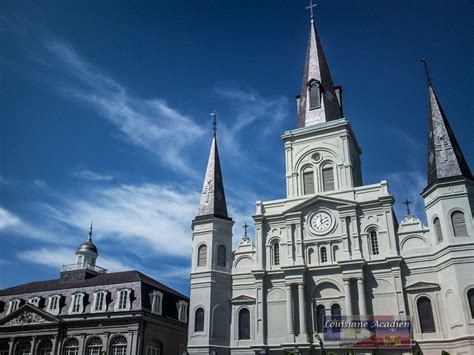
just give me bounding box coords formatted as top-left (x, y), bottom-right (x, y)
top-left (303, 171), bottom-right (315, 195)
top-left (320, 247), bottom-right (327, 263)
top-left (417, 297), bottom-right (436, 333)
top-left (309, 81), bottom-right (321, 109)
top-left (322, 166), bottom-right (335, 191)
top-left (452, 211), bottom-right (468, 237)
top-left (217, 245), bottom-right (226, 267)
top-left (433, 218), bottom-right (443, 242)
top-left (198, 245), bottom-right (207, 266)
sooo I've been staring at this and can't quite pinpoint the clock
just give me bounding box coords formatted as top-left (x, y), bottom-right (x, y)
top-left (310, 211), bottom-right (332, 234)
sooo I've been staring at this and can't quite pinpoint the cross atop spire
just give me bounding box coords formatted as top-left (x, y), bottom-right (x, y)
top-left (242, 223), bottom-right (250, 241)
top-left (296, 5), bottom-right (342, 127)
top-left (196, 112), bottom-right (229, 219)
top-left (422, 59), bottom-right (472, 188)
top-left (403, 199), bottom-right (412, 216)
top-left (306, 0), bottom-right (317, 19)
top-left (210, 111), bottom-right (217, 137)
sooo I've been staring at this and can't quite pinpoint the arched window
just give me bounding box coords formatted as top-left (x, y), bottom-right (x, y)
top-left (320, 247), bottom-right (327, 263)
top-left (417, 296), bottom-right (436, 333)
top-left (322, 165), bottom-right (335, 192)
top-left (433, 217), bottom-right (443, 242)
top-left (467, 288), bottom-right (474, 319)
top-left (272, 241), bottom-right (280, 266)
top-left (238, 308), bottom-right (251, 340)
top-left (331, 303), bottom-right (341, 317)
top-left (308, 248), bottom-right (314, 264)
top-left (217, 245), bottom-right (226, 267)
top-left (451, 211), bottom-right (468, 237)
top-left (110, 336), bottom-right (127, 355)
top-left (146, 340), bottom-right (162, 355)
top-left (194, 308), bottom-right (205, 332)
top-left (316, 305), bottom-right (325, 333)
top-left (370, 231), bottom-right (379, 255)
top-left (86, 338), bottom-right (102, 355)
top-left (63, 338), bottom-right (79, 355)
top-left (197, 245), bottom-right (207, 267)
top-left (38, 340), bottom-right (53, 355)
top-left (17, 342), bottom-right (30, 355)
top-left (303, 170), bottom-right (315, 195)
top-left (308, 80), bottom-right (321, 109)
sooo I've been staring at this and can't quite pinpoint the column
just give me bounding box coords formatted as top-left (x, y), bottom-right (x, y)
top-left (297, 283), bottom-right (307, 335)
top-left (51, 335), bottom-right (58, 355)
top-left (30, 336), bottom-right (36, 354)
top-left (286, 284), bottom-right (294, 336)
top-left (343, 279), bottom-right (352, 316)
top-left (8, 337), bottom-right (15, 355)
top-left (357, 278), bottom-right (367, 316)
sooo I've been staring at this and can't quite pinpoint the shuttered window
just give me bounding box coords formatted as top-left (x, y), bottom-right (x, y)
top-left (303, 171), bottom-right (315, 195)
top-left (417, 297), bottom-right (436, 333)
top-left (322, 166), bottom-right (335, 191)
top-left (320, 247), bottom-right (327, 263)
top-left (433, 218), bottom-right (443, 242)
top-left (309, 81), bottom-right (321, 109)
top-left (238, 308), bottom-right (251, 340)
top-left (194, 308), bottom-right (204, 332)
top-left (217, 245), bottom-right (226, 267)
top-left (370, 231), bottom-right (379, 255)
top-left (197, 245), bottom-right (207, 267)
top-left (451, 211), bottom-right (468, 237)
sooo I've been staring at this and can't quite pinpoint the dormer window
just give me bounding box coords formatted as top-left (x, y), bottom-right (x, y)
top-left (69, 293), bottom-right (85, 314)
top-left (28, 297), bottom-right (41, 307)
top-left (151, 290), bottom-right (163, 315)
top-left (308, 79), bottom-right (321, 109)
top-left (7, 299), bottom-right (21, 314)
top-left (92, 291), bottom-right (107, 312)
top-left (177, 300), bottom-right (188, 323)
top-left (47, 295), bottom-right (61, 315)
top-left (115, 289), bottom-right (132, 311)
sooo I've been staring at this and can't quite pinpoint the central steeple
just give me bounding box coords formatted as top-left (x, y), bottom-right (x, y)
top-left (297, 9), bottom-right (343, 127)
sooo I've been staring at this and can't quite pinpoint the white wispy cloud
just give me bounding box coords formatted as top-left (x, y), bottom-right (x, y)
top-left (19, 247), bottom-right (132, 272)
top-left (43, 40), bottom-right (206, 177)
top-left (0, 207), bottom-right (21, 229)
top-left (72, 169), bottom-right (114, 182)
top-left (39, 183), bottom-right (198, 258)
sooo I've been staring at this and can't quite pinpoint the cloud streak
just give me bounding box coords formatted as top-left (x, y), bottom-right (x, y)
top-left (44, 40), bottom-right (206, 177)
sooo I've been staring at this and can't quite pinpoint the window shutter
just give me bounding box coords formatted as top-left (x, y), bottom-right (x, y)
top-left (322, 167), bottom-right (335, 191)
top-left (309, 81), bottom-right (321, 109)
top-left (217, 245), bottom-right (226, 267)
top-left (452, 211), bottom-right (468, 237)
top-left (198, 245), bottom-right (207, 266)
top-left (434, 218), bottom-right (443, 242)
top-left (303, 171), bottom-right (315, 195)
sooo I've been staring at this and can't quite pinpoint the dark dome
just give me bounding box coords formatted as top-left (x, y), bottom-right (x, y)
top-left (77, 241), bottom-right (98, 255)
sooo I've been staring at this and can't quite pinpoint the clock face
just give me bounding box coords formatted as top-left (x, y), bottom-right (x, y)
top-left (310, 211), bottom-right (332, 233)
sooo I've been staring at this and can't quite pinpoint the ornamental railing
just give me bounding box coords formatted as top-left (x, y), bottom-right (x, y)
top-left (61, 262), bottom-right (107, 274)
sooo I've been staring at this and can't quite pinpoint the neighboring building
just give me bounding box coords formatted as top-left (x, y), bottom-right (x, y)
top-left (187, 11), bottom-right (474, 355)
top-left (0, 225), bottom-right (189, 355)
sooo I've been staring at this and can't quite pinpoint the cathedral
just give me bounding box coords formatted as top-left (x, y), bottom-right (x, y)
top-left (186, 10), bottom-right (474, 355)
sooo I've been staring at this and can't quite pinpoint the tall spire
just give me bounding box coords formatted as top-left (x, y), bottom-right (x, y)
top-left (297, 6), bottom-right (342, 128)
top-left (422, 59), bottom-right (472, 187)
top-left (197, 112), bottom-right (228, 219)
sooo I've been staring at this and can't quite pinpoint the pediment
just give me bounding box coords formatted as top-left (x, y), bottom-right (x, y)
top-left (230, 295), bottom-right (256, 304)
top-left (405, 281), bottom-right (440, 292)
top-left (0, 304), bottom-right (61, 327)
top-left (283, 194), bottom-right (356, 214)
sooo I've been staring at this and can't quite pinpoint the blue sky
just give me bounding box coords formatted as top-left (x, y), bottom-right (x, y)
top-left (0, 0), bottom-right (472, 295)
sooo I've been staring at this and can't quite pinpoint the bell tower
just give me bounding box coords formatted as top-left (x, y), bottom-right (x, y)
top-left (187, 113), bottom-right (233, 355)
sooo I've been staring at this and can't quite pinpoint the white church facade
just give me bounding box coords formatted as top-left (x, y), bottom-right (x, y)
top-left (186, 12), bottom-right (474, 355)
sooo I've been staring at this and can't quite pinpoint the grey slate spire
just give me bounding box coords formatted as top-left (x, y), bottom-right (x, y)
top-left (197, 114), bottom-right (228, 219)
top-left (422, 59), bottom-right (472, 186)
top-left (297, 15), bottom-right (342, 128)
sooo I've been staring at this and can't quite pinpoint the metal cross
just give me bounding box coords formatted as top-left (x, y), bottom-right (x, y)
top-left (306, 0), bottom-right (318, 18)
top-left (243, 223), bottom-right (249, 237)
top-left (403, 199), bottom-right (412, 215)
top-left (210, 111), bottom-right (217, 137)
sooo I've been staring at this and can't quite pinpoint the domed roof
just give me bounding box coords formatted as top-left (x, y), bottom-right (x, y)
top-left (77, 241), bottom-right (98, 254)
top-left (76, 223), bottom-right (98, 255)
